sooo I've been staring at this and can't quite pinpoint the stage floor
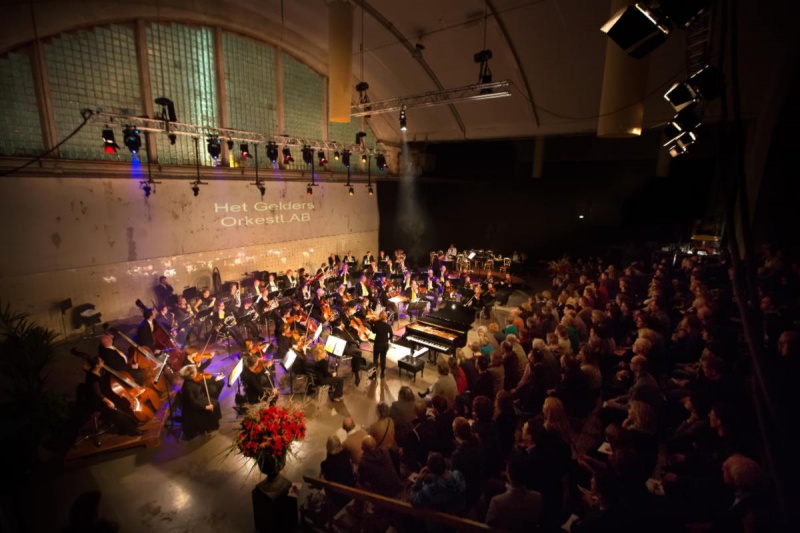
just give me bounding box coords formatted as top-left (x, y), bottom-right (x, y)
top-left (20, 290), bottom-right (533, 532)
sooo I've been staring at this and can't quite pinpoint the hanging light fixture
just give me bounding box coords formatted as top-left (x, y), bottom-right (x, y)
top-left (342, 150), bottom-right (351, 168)
top-left (207, 137), bottom-right (221, 161)
top-left (334, 151), bottom-right (341, 161)
top-left (302, 145), bottom-right (314, 165)
top-left (375, 154), bottom-right (388, 170)
top-left (318, 150), bottom-right (328, 166)
top-left (399, 107), bottom-right (407, 131)
top-left (123, 127), bottom-right (141, 154)
top-left (102, 127), bottom-right (120, 154)
top-left (282, 146), bottom-right (294, 164)
top-left (267, 142), bottom-right (279, 164)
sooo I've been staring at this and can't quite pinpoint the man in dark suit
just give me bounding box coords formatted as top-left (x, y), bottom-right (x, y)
top-left (154, 276), bottom-right (175, 308)
top-left (136, 308), bottom-right (157, 351)
top-left (370, 312), bottom-right (393, 379)
top-left (98, 333), bottom-right (144, 383)
top-left (362, 251), bottom-right (375, 266)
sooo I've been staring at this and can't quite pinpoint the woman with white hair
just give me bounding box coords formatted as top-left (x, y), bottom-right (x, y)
top-left (179, 365), bottom-right (222, 439)
top-left (713, 454), bottom-right (775, 533)
top-left (477, 325), bottom-right (501, 353)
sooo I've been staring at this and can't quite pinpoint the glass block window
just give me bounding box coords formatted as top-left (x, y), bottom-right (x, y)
top-left (223, 32), bottom-right (277, 168)
top-left (0, 51), bottom-right (43, 156)
top-left (282, 52), bottom-right (323, 171)
top-left (45, 25), bottom-right (142, 161)
top-left (147, 23), bottom-right (218, 166)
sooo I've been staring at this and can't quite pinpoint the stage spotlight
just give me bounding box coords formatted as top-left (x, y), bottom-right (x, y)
top-left (368, 185), bottom-right (374, 196)
top-left (282, 147), bottom-right (294, 164)
top-left (267, 142), bottom-right (279, 163)
top-left (318, 150), bottom-right (328, 166)
top-left (302, 145), bottom-right (313, 165)
top-left (191, 182), bottom-right (201, 196)
top-left (342, 150), bottom-right (351, 168)
top-left (666, 131), bottom-right (697, 158)
top-left (399, 108), bottom-right (407, 131)
top-left (348, 186), bottom-right (354, 196)
top-left (123, 127), bottom-right (141, 154)
top-left (601, 3), bottom-right (671, 59)
top-left (665, 65), bottom-right (722, 111)
top-left (306, 185), bottom-right (313, 196)
top-left (375, 154), bottom-right (388, 170)
top-left (663, 109), bottom-right (701, 145)
top-left (240, 144), bottom-right (250, 159)
top-left (207, 137), bottom-right (221, 161)
top-left (361, 153), bottom-right (367, 164)
top-left (102, 128), bottom-right (120, 154)
top-left (334, 151), bottom-right (340, 161)
top-left (226, 139), bottom-right (234, 151)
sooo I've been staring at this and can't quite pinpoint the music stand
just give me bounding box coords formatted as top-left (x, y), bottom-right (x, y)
top-left (324, 335), bottom-right (347, 357)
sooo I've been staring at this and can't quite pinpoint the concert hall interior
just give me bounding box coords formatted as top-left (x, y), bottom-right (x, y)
top-left (0, 1), bottom-right (798, 532)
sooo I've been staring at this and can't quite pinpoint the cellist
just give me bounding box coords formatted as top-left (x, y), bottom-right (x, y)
top-left (84, 357), bottom-right (143, 437)
top-left (98, 333), bottom-right (144, 384)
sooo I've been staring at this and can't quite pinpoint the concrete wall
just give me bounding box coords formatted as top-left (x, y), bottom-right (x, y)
top-left (0, 174), bottom-right (378, 337)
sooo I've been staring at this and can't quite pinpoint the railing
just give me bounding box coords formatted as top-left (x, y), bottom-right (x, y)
top-left (302, 476), bottom-right (506, 533)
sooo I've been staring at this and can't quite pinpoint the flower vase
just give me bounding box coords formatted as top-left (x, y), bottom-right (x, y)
top-left (255, 453), bottom-right (291, 500)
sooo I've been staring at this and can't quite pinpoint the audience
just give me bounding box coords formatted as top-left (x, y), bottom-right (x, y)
top-left (485, 455), bottom-right (543, 532)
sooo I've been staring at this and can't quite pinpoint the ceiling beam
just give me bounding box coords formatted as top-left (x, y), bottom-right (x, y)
top-left (357, 0), bottom-right (467, 138)
top-left (486, 0), bottom-right (540, 127)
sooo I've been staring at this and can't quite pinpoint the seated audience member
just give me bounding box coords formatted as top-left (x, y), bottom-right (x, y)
top-left (430, 394), bottom-right (456, 457)
top-left (571, 472), bottom-right (626, 533)
top-left (419, 357), bottom-right (458, 408)
top-left (390, 385), bottom-right (417, 439)
top-left (554, 355), bottom-right (595, 419)
top-left (410, 452), bottom-right (467, 517)
top-left (488, 350), bottom-right (505, 397)
top-left (711, 454), bottom-right (776, 533)
top-left (451, 416), bottom-right (485, 506)
top-left (494, 390), bottom-right (517, 456)
top-left (472, 395), bottom-right (504, 478)
top-left (602, 355), bottom-right (663, 425)
top-left (357, 436), bottom-right (404, 498)
top-left (320, 435), bottom-right (356, 513)
top-left (340, 417), bottom-right (368, 464)
top-left (368, 403), bottom-right (396, 451)
top-left (485, 455), bottom-right (543, 532)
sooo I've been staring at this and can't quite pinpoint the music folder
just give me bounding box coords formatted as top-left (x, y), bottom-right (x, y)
top-left (324, 335), bottom-right (347, 357)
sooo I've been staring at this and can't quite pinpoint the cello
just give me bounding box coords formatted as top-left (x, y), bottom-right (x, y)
top-left (136, 299), bottom-right (188, 372)
top-left (105, 326), bottom-right (170, 394)
top-left (71, 348), bottom-right (158, 423)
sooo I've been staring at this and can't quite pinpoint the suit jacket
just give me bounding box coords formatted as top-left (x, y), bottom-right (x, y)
top-left (485, 486), bottom-right (543, 532)
top-left (355, 282), bottom-right (371, 298)
top-left (371, 321), bottom-right (393, 347)
top-left (136, 320), bottom-right (155, 349)
top-left (342, 428), bottom-right (368, 463)
top-left (98, 345), bottom-right (129, 372)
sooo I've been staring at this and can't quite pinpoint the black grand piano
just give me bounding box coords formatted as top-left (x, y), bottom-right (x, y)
top-left (401, 303), bottom-right (473, 357)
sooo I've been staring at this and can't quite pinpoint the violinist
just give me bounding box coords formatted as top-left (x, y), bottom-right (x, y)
top-left (442, 279), bottom-right (456, 302)
top-left (470, 284), bottom-right (488, 317)
top-left (84, 357), bottom-right (143, 436)
top-left (98, 333), bottom-right (144, 384)
top-left (330, 284), bottom-right (346, 313)
top-left (155, 276), bottom-right (175, 308)
top-left (179, 365), bottom-right (222, 439)
top-left (312, 346), bottom-right (343, 401)
top-left (332, 314), bottom-right (368, 386)
top-left (311, 288), bottom-right (326, 322)
top-left (241, 354), bottom-right (274, 403)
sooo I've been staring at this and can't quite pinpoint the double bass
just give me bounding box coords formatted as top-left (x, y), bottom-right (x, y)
top-left (136, 299), bottom-right (188, 372)
top-left (105, 326), bottom-right (170, 394)
top-left (71, 348), bottom-right (159, 423)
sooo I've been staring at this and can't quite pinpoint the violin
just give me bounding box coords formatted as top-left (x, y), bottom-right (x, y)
top-left (186, 351), bottom-right (215, 366)
top-left (192, 371), bottom-right (222, 382)
top-left (321, 301), bottom-right (334, 322)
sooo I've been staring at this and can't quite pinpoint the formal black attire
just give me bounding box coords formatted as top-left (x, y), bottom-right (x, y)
top-left (334, 324), bottom-right (367, 385)
top-left (136, 320), bottom-right (156, 350)
top-left (451, 437), bottom-right (485, 505)
top-left (320, 450), bottom-right (356, 512)
top-left (180, 377), bottom-right (221, 439)
top-left (84, 370), bottom-right (139, 435)
top-left (155, 282), bottom-right (175, 308)
top-left (313, 358), bottom-right (343, 399)
top-left (371, 320), bottom-right (393, 377)
top-left (241, 365), bottom-right (273, 404)
top-left (98, 345), bottom-right (145, 384)
top-left (474, 371), bottom-right (495, 401)
top-left (328, 255), bottom-right (341, 267)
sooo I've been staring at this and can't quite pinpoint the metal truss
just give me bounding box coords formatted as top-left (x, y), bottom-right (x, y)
top-left (349, 80), bottom-right (511, 117)
top-left (83, 110), bottom-right (386, 154)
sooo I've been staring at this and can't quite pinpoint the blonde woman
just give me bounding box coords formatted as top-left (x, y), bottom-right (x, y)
top-left (543, 396), bottom-right (572, 449)
top-left (478, 325), bottom-right (501, 353)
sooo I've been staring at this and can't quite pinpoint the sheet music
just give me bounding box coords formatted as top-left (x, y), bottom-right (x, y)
top-left (324, 335), bottom-right (347, 357)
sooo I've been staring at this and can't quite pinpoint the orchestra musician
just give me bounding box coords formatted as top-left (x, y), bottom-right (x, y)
top-left (383, 257), bottom-right (394, 275)
top-left (83, 357), bottom-right (143, 436)
top-left (312, 346), bottom-right (343, 401)
top-left (405, 280), bottom-right (430, 321)
top-left (156, 304), bottom-right (176, 334)
top-left (228, 281), bottom-right (242, 309)
top-left (237, 299), bottom-right (260, 341)
top-left (265, 274), bottom-right (280, 294)
top-left (431, 253), bottom-right (442, 274)
top-left (339, 263), bottom-right (351, 287)
top-left (328, 252), bottom-right (341, 268)
top-left (98, 333), bottom-right (145, 384)
top-left (332, 314), bottom-right (368, 386)
top-left (331, 284), bottom-right (348, 314)
top-left (370, 311), bottom-right (393, 379)
top-left (172, 296), bottom-right (195, 345)
top-left (402, 271), bottom-right (413, 291)
top-left (193, 288), bottom-right (216, 313)
top-left (395, 258), bottom-right (407, 276)
top-left (311, 288), bottom-right (326, 322)
top-left (136, 308), bottom-right (159, 352)
top-left (247, 278), bottom-right (262, 300)
top-left (363, 251), bottom-right (375, 266)
top-left (378, 250), bottom-right (388, 264)
top-left (154, 276), bottom-right (175, 308)
top-left (343, 251), bottom-right (356, 263)
top-left (355, 274), bottom-right (371, 300)
top-left (424, 269), bottom-right (441, 309)
top-left (240, 354), bottom-right (274, 403)
top-left (446, 243), bottom-right (457, 259)
top-left (178, 365), bottom-right (223, 439)
top-left (283, 269), bottom-right (298, 289)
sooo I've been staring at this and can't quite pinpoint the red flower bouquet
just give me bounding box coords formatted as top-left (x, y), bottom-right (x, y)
top-left (233, 403), bottom-right (307, 477)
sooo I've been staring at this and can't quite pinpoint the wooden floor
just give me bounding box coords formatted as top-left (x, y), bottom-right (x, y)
top-left (65, 389), bottom-right (176, 463)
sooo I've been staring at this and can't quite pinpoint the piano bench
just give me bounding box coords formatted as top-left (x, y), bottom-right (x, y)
top-left (397, 356), bottom-right (425, 382)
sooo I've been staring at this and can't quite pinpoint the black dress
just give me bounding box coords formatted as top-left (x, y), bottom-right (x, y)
top-left (180, 378), bottom-right (221, 439)
top-left (313, 359), bottom-right (343, 399)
